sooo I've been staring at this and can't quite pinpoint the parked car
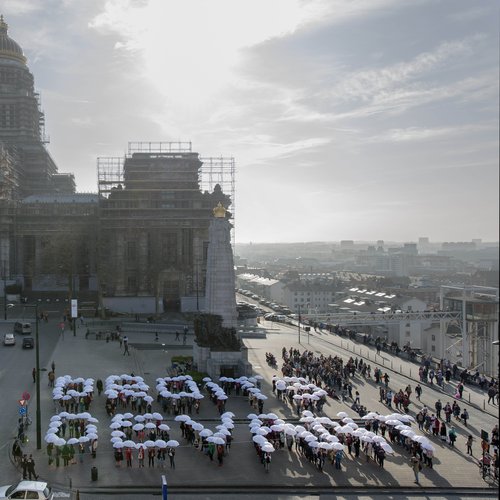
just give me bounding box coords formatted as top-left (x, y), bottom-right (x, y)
top-left (22, 337), bottom-right (34, 349)
top-left (14, 322), bottom-right (32, 334)
top-left (0, 480), bottom-right (53, 499)
top-left (3, 333), bottom-right (15, 346)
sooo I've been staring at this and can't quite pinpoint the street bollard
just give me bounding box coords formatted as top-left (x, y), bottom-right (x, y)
top-left (391, 361), bottom-right (393, 369)
top-left (468, 393), bottom-right (471, 403)
top-left (483, 400), bottom-right (485, 409)
top-left (400, 364), bottom-right (402, 374)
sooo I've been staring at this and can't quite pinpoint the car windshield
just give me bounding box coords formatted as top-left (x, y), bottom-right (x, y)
top-left (44, 486), bottom-right (51, 497)
top-left (5, 485), bottom-right (16, 495)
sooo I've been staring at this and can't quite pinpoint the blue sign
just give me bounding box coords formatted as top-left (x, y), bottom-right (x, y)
top-left (18, 407), bottom-right (27, 415)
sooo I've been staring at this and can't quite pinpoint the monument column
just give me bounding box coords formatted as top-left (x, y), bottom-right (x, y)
top-left (204, 203), bottom-right (237, 328)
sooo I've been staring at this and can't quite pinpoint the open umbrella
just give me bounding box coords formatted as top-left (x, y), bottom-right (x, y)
top-left (192, 423), bottom-right (204, 432)
top-left (144, 440), bottom-right (156, 447)
top-left (78, 436), bottom-right (90, 443)
top-left (111, 430), bottom-right (125, 438)
top-left (152, 412), bottom-right (163, 420)
top-left (145, 422), bottom-right (156, 429)
top-left (155, 440), bottom-right (167, 448)
top-left (166, 440), bottom-right (179, 447)
top-left (133, 423), bottom-right (145, 431)
top-left (336, 412), bottom-right (348, 418)
top-left (332, 442), bottom-right (345, 450)
top-left (221, 411), bottom-right (235, 419)
top-left (159, 424), bottom-right (170, 431)
top-left (175, 415), bottom-right (190, 422)
top-left (199, 429), bottom-right (213, 437)
top-left (252, 435), bottom-right (267, 444)
top-left (211, 437), bottom-right (225, 445)
top-left (67, 438), bottom-right (79, 445)
top-left (44, 434), bottom-right (59, 444)
top-left (134, 415), bottom-right (145, 422)
top-left (111, 437), bottom-right (123, 444)
top-left (261, 442), bottom-right (275, 452)
top-left (113, 442), bottom-right (124, 449)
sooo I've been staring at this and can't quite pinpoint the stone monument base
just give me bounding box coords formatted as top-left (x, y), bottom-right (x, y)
top-left (193, 343), bottom-right (253, 379)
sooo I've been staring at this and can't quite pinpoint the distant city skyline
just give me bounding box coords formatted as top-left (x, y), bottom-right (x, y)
top-left (4, 0), bottom-right (499, 243)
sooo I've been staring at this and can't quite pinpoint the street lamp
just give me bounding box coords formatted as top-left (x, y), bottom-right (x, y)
top-left (10, 302), bottom-right (41, 449)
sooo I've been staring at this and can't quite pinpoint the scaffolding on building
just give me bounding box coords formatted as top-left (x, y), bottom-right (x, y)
top-left (97, 142), bottom-right (236, 244)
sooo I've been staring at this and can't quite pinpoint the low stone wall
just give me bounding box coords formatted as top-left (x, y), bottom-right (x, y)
top-left (193, 343), bottom-right (252, 378)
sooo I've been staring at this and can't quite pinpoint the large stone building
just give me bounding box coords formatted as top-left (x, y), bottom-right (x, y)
top-left (0, 16), bottom-right (233, 314)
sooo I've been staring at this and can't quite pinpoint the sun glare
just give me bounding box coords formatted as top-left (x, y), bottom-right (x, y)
top-left (91, 0), bottom-right (320, 104)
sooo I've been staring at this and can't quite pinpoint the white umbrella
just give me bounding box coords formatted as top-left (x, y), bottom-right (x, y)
top-left (152, 412), bottom-right (163, 420)
top-left (111, 430), bottom-right (125, 438)
top-left (110, 437), bottom-right (123, 444)
top-left (252, 435), bottom-right (267, 444)
top-left (144, 440), bottom-right (156, 447)
top-left (134, 415), bottom-right (145, 422)
top-left (55, 438), bottom-right (66, 447)
top-left (192, 423), bottom-right (204, 431)
top-left (159, 424), bottom-right (170, 431)
top-left (199, 429), bottom-right (213, 437)
top-left (44, 434), bottom-right (59, 443)
top-left (78, 436), bottom-right (90, 443)
top-left (123, 412), bottom-right (133, 419)
top-left (122, 440), bottom-right (135, 448)
top-left (285, 428), bottom-right (297, 436)
top-left (155, 440), bottom-right (167, 448)
top-left (175, 415), bottom-right (190, 422)
top-left (381, 443), bottom-right (395, 454)
top-left (87, 417), bottom-right (99, 423)
top-left (67, 438), bottom-right (79, 445)
top-left (216, 428), bottom-right (231, 436)
top-left (211, 437), bottom-right (225, 445)
top-left (271, 424), bottom-right (285, 432)
top-left (166, 440), bottom-right (179, 447)
top-left (332, 442), bottom-right (345, 450)
top-left (113, 442), bottom-right (124, 448)
top-left (336, 412), bottom-right (348, 418)
top-left (221, 412), bottom-right (235, 419)
top-left (261, 442), bottom-right (275, 452)
top-left (145, 422), bottom-right (156, 429)
top-left (133, 423), bottom-right (145, 431)
top-left (319, 442), bottom-right (333, 450)
top-left (247, 413), bottom-right (259, 420)
top-left (221, 421), bottom-right (234, 429)
top-left (86, 433), bottom-right (98, 440)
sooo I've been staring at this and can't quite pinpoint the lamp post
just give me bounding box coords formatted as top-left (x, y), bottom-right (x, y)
top-left (297, 304), bottom-right (301, 344)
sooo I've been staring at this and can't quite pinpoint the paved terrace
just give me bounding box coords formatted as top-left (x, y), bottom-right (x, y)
top-left (5, 321), bottom-right (498, 497)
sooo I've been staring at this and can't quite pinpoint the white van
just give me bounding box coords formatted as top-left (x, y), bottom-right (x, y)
top-left (14, 322), bottom-right (32, 334)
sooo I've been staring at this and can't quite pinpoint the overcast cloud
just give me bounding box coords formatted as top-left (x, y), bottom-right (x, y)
top-left (3, 0), bottom-right (498, 243)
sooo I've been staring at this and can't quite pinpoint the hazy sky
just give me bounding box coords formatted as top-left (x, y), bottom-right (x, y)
top-left (3, 0), bottom-right (499, 243)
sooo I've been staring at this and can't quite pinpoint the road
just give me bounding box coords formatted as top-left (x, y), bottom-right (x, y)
top-left (0, 307), bottom-right (65, 486)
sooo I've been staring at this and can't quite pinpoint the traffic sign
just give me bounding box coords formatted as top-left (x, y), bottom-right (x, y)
top-left (22, 391), bottom-right (30, 401)
top-left (18, 407), bottom-right (27, 416)
top-left (18, 399), bottom-right (26, 406)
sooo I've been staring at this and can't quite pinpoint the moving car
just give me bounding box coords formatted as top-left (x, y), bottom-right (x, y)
top-left (22, 337), bottom-right (34, 349)
top-left (14, 322), bottom-right (32, 334)
top-left (3, 333), bottom-right (15, 346)
top-left (0, 480), bottom-right (53, 499)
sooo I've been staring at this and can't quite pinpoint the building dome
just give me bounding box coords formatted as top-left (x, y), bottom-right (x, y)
top-left (0, 15), bottom-right (26, 64)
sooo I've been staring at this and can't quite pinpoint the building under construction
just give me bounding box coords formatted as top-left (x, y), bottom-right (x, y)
top-left (97, 142), bottom-right (235, 313)
top-left (0, 16), bottom-right (236, 313)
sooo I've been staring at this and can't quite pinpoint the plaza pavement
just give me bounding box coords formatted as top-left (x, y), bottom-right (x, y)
top-left (8, 320), bottom-right (498, 497)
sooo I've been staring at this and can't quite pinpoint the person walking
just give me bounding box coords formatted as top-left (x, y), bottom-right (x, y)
top-left (32, 367), bottom-right (36, 383)
top-left (448, 426), bottom-right (457, 447)
top-left (410, 454), bottom-right (421, 484)
top-left (466, 434), bottom-right (473, 455)
top-left (175, 330), bottom-right (180, 341)
top-left (27, 455), bottom-right (38, 480)
top-left (125, 446), bottom-right (132, 467)
top-left (123, 336), bottom-right (130, 356)
top-left (415, 384), bottom-right (422, 401)
top-left (461, 408), bottom-right (469, 427)
top-left (168, 447), bottom-right (175, 469)
top-left (21, 454), bottom-right (28, 479)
